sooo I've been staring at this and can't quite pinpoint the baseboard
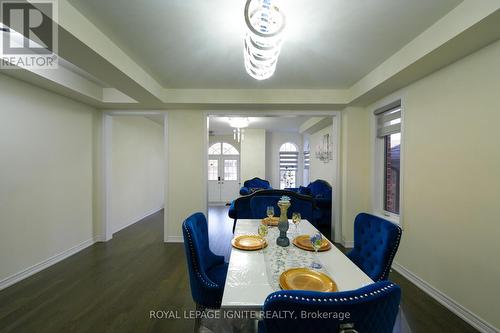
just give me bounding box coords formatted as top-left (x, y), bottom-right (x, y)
top-left (342, 240), bottom-right (354, 248)
top-left (0, 238), bottom-right (96, 291)
top-left (112, 206), bottom-right (163, 234)
top-left (93, 235), bottom-right (111, 242)
top-left (165, 236), bottom-right (184, 243)
top-left (392, 262), bottom-right (499, 333)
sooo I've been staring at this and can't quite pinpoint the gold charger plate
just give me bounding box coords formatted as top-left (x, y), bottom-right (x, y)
top-left (292, 235), bottom-right (331, 252)
top-left (279, 268), bottom-right (338, 292)
top-left (231, 235), bottom-right (267, 251)
top-left (262, 217), bottom-right (279, 226)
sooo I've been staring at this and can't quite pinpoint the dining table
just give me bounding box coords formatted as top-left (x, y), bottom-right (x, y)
top-left (221, 218), bottom-right (374, 311)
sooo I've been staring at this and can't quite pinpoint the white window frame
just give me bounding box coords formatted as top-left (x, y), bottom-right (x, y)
top-left (373, 99), bottom-right (405, 225)
top-left (279, 142), bottom-right (299, 189)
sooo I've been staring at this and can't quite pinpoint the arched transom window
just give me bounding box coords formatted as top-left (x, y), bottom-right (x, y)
top-left (279, 142), bottom-right (298, 189)
top-left (279, 142), bottom-right (298, 152)
top-left (208, 142), bottom-right (239, 155)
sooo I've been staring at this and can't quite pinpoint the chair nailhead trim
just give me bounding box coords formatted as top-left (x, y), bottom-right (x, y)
top-left (183, 224), bottom-right (219, 288)
top-left (378, 227), bottom-right (402, 281)
top-left (264, 283), bottom-right (396, 304)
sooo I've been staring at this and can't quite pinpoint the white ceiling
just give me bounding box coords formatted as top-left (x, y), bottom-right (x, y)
top-left (68, 0), bottom-right (462, 89)
top-left (209, 116), bottom-right (313, 135)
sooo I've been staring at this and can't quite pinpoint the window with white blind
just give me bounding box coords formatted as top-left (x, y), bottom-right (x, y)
top-left (303, 142), bottom-right (310, 185)
top-left (279, 142), bottom-right (298, 189)
top-left (374, 101), bottom-right (402, 219)
top-left (304, 151), bottom-right (310, 169)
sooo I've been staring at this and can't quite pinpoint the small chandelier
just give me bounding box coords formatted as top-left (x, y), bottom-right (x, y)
top-left (315, 134), bottom-right (333, 163)
top-left (228, 117), bottom-right (250, 142)
top-left (243, 0), bottom-right (286, 80)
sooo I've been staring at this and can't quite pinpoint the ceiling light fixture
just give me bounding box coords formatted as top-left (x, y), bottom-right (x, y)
top-left (228, 117), bottom-right (250, 142)
top-left (243, 0), bottom-right (286, 80)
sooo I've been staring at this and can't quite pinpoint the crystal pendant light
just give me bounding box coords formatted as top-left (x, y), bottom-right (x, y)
top-left (233, 128), bottom-right (244, 143)
top-left (228, 117), bottom-right (250, 143)
top-left (244, 0), bottom-right (286, 80)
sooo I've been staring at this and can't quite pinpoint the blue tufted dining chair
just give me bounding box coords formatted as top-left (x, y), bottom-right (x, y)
top-left (347, 213), bottom-right (402, 282)
top-left (182, 212), bottom-right (228, 309)
top-left (259, 281), bottom-right (401, 333)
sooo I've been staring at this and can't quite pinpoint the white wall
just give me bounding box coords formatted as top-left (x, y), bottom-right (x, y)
top-left (111, 116), bottom-right (164, 233)
top-left (340, 107), bottom-right (371, 243)
top-left (240, 128), bottom-right (266, 182)
top-left (0, 74), bottom-right (96, 283)
top-left (265, 131), bottom-right (303, 188)
top-left (388, 39), bottom-right (500, 330)
top-left (165, 111), bottom-right (206, 242)
top-left (309, 125), bottom-right (334, 185)
top-left (342, 40), bottom-right (500, 330)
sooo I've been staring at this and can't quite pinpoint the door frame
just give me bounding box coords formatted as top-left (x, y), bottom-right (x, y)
top-left (100, 110), bottom-right (168, 242)
top-left (203, 111), bottom-right (342, 243)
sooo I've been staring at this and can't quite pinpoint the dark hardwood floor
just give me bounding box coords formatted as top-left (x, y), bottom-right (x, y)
top-left (0, 207), bottom-right (479, 333)
top-left (332, 243), bottom-right (478, 333)
top-left (0, 210), bottom-right (195, 333)
top-left (207, 205), bottom-right (235, 262)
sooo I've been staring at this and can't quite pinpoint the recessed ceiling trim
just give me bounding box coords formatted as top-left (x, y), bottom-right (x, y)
top-left (349, 0), bottom-right (500, 102)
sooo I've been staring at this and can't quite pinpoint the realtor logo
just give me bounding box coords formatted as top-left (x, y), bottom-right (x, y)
top-left (0, 0), bottom-right (58, 69)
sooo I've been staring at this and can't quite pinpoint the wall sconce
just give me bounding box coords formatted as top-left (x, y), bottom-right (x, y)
top-left (315, 134), bottom-right (333, 163)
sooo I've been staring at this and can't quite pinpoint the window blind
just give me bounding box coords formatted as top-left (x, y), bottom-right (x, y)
top-left (279, 151), bottom-right (299, 170)
top-left (303, 151), bottom-right (310, 170)
top-left (374, 100), bottom-right (401, 138)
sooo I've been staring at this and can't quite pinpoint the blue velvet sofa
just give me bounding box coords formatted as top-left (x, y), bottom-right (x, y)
top-left (286, 179), bottom-right (332, 226)
top-left (228, 189), bottom-right (319, 232)
top-left (239, 177), bottom-right (272, 195)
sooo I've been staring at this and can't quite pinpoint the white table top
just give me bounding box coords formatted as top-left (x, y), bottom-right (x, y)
top-left (221, 219), bottom-right (374, 310)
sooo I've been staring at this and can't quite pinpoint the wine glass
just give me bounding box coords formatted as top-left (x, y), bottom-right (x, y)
top-left (266, 206), bottom-right (275, 219)
top-left (292, 212), bottom-right (301, 237)
top-left (258, 224), bottom-right (269, 251)
top-left (310, 232), bottom-right (323, 269)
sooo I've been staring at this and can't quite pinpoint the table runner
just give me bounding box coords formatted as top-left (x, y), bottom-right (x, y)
top-left (235, 222), bottom-right (331, 291)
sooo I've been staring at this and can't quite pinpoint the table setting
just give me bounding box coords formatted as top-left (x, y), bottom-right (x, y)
top-left (223, 196), bottom-right (371, 310)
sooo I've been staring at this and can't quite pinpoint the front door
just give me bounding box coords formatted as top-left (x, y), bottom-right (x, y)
top-left (220, 157), bottom-right (239, 202)
top-left (208, 158), bottom-right (220, 202)
top-left (208, 156), bottom-right (240, 203)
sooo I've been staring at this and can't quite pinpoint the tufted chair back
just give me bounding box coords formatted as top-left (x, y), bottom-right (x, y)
top-left (307, 179), bottom-right (332, 199)
top-left (347, 213), bottom-right (402, 281)
top-left (182, 212), bottom-right (227, 308)
top-left (240, 177), bottom-right (272, 195)
top-left (250, 196), bottom-right (315, 222)
top-left (243, 177), bottom-right (271, 189)
top-left (229, 189), bottom-right (318, 232)
top-left (260, 281), bottom-right (401, 333)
